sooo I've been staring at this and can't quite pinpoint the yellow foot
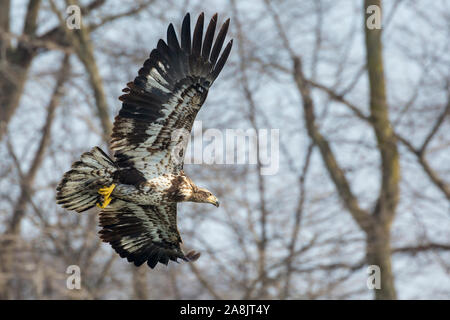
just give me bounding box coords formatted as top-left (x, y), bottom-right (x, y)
top-left (98, 184), bottom-right (116, 197)
top-left (96, 184), bottom-right (115, 209)
top-left (96, 196), bottom-right (112, 209)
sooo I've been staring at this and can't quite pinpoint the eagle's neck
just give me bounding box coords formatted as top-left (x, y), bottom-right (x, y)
top-left (163, 173), bottom-right (195, 203)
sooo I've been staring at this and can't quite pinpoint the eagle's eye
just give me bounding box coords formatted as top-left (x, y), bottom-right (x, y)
top-left (201, 191), bottom-right (212, 197)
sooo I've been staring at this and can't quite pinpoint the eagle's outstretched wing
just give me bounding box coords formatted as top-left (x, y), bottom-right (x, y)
top-left (99, 200), bottom-right (200, 268)
top-left (111, 13), bottom-right (232, 179)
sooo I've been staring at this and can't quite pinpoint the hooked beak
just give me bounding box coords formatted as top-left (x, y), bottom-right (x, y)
top-left (207, 195), bottom-right (220, 207)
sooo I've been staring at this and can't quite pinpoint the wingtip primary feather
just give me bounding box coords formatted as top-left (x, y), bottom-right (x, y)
top-left (181, 13), bottom-right (191, 53)
top-left (192, 12), bottom-right (205, 57)
top-left (210, 17), bottom-right (231, 65)
top-left (211, 38), bottom-right (233, 80)
top-left (201, 13), bottom-right (218, 60)
top-left (167, 23), bottom-right (180, 51)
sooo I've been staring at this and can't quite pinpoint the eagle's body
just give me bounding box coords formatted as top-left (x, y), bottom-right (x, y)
top-left (111, 173), bottom-right (188, 205)
top-left (56, 13), bottom-right (232, 268)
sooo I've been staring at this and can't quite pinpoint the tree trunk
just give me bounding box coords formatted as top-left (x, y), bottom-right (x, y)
top-left (132, 267), bottom-right (149, 299)
top-left (366, 221), bottom-right (397, 299)
top-left (0, 0), bottom-right (41, 141)
top-left (364, 0), bottom-right (399, 299)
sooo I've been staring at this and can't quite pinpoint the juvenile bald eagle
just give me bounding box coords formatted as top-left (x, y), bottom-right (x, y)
top-left (56, 13), bottom-right (232, 269)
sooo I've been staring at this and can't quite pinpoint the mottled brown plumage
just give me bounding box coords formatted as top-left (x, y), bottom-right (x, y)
top-left (56, 13), bottom-right (231, 269)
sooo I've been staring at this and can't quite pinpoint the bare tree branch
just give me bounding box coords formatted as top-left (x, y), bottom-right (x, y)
top-left (49, 0), bottom-right (112, 141)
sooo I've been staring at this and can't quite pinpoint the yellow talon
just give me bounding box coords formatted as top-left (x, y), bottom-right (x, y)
top-left (96, 196), bottom-right (112, 209)
top-left (98, 184), bottom-right (116, 197)
top-left (96, 184), bottom-right (115, 209)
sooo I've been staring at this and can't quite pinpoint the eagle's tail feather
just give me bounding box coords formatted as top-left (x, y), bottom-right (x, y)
top-left (56, 147), bottom-right (117, 213)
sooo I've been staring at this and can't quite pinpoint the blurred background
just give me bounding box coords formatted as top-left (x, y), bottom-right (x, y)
top-left (0, 0), bottom-right (449, 299)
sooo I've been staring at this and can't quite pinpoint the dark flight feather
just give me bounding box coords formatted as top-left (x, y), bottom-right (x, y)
top-left (210, 18), bottom-right (230, 65)
top-left (202, 13), bottom-right (217, 61)
top-left (192, 12), bottom-right (204, 58)
top-left (181, 13), bottom-right (191, 53)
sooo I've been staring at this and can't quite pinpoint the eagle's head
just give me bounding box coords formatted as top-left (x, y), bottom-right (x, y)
top-left (177, 175), bottom-right (219, 207)
top-left (191, 187), bottom-right (220, 207)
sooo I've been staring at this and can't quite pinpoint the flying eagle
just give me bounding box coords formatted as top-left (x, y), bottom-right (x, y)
top-left (56, 13), bottom-right (232, 268)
